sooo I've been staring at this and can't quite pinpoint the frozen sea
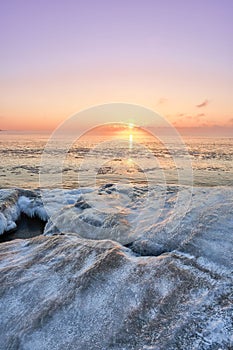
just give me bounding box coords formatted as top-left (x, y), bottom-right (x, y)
top-left (0, 130), bottom-right (232, 189)
top-left (0, 130), bottom-right (233, 349)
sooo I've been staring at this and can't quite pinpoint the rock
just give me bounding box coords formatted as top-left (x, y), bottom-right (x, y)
top-left (0, 234), bottom-right (232, 350)
top-left (74, 197), bottom-right (92, 209)
top-left (131, 187), bottom-right (233, 271)
top-left (0, 189), bottom-right (20, 234)
top-left (0, 189), bottom-right (47, 236)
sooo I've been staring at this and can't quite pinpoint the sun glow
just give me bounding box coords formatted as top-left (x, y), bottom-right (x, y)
top-left (79, 123), bottom-right (153, 144)
top-left (129, 133), bottom-right (133, 150)
top-left (116, 123), bottom-right (147, 142)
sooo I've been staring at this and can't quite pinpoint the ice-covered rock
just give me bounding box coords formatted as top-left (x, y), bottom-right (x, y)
top-left (0, 189), bottom-right (20, 234)
top-left (0, 189), bottom-right (48, 236)
top-left (0, 185), bottom-right (232, 349)
top-left (131, 186), bottom-right (233, 271)
top-left (0, 188), bottom-right (81, 236)
top-left (0, 234), bottom-right (232, 349)
top-left (42, 185), bottom-right (233, 273)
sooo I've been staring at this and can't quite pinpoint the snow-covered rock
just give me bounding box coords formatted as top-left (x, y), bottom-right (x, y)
top-left (0, 234), bottom-right (232, 350)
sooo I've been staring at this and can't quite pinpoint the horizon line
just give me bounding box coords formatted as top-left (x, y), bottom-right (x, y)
top-left (1, 125), bottom-right (233, 132)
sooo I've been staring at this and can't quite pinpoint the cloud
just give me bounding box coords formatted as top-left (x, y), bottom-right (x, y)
top-left (196, 99), bottom-right (209, 108)
top-left (184, 113), bottom-right (206, 121)
top-left (228, 118), bottom-right (233, 125)
top-left (157, 97), bottom-right (168, 105)
top-left (177, 113), bottom-right (205, 120)
top-left (174, 113), bottom-right (207, 127)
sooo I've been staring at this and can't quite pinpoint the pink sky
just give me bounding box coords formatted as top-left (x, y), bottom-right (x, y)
top-left (0, 0), bottom-right (232, 133)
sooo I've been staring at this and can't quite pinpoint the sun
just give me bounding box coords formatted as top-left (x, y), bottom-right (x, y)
top-left (116, 123), bottom-right (147, 142)
top-left (77, 122), bottom-right (152, 145)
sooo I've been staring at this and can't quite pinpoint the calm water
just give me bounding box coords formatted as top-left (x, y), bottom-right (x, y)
top-left (0, 131), bottom-right (232, 189)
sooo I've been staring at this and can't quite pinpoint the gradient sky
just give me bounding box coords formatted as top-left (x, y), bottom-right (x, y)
top-left (0, 0), bottom-right (232, 131)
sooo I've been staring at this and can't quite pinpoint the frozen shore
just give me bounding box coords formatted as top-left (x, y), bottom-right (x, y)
top-left (0, 185), bottom-right (232, 349)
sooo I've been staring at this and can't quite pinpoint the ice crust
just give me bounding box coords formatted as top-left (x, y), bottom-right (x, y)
top-left (0, 234), bottom-right (232, 349)
top-left (0, 185), bottom-right (232, 272)
top-left (0, 185), bottom-right (232, 349)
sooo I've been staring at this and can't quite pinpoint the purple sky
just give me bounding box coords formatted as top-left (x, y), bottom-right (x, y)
top-left (0, 0), bottom-right (233, 130)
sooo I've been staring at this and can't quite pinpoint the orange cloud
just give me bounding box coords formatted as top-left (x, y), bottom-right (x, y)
top-left (196, 99), bottom-right (209, 108)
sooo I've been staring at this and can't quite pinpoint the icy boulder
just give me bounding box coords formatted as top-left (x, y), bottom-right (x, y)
top-left (131, 186), bottom-right (233, 272)
top-left (43, 186), bottom-right (233, 273)
top-left (0, 189), bottom-right (48, 236)
top-left (0, 189), bottom-right (20, 234)
top-left (44, 204), bottom-right (133, 245)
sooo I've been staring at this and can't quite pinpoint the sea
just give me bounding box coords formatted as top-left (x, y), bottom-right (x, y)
top-left (0, 130), bottom-right (232, 189)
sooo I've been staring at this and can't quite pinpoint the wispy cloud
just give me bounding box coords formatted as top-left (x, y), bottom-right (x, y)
top-left (174, 113), bottom-right (207, 127)
top-left (183, 113), bottom-right (206, 121)
top-left (196, 99), bottom-right (209, 108)
top-left (157, 97), bottom-right (168, 105)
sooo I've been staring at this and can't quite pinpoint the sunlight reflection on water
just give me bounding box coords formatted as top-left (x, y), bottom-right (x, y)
top-left (0, 131), bottom-right (232, 188)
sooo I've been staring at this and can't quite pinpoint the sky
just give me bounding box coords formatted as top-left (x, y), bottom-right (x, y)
top-left (0, 0), bottom-right (233, 132)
